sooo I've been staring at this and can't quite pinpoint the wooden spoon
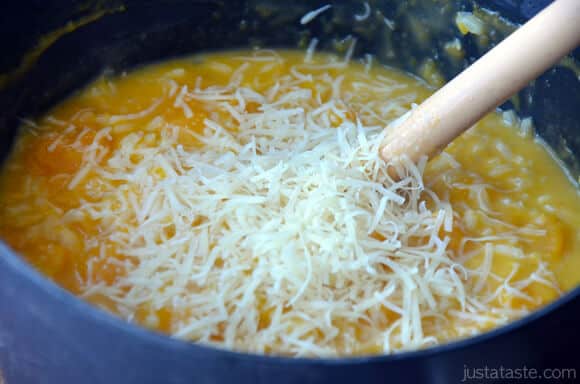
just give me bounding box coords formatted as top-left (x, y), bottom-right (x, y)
top-left (379, 0), bottom-right (580, 168)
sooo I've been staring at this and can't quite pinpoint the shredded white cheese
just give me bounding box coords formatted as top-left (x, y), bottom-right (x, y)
top-left (13, 51), bottom-right (560, 357)
top-left (300, 5), bottom-right (332, 25)
top-left (455, 12), bottom-right (485, 35)
top-left (305, 38), bottom-right (319, 63)
top-left (67, 57), bottom-right (470, 355)
top-left (355, 2), bottom-right (371, 22)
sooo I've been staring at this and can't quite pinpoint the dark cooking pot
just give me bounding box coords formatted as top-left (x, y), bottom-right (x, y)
top-left (0, 1), bottom-right (579, 383)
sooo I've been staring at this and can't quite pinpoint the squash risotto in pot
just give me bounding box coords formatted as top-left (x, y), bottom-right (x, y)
top-left (1, 50), bottom-right (579, 356)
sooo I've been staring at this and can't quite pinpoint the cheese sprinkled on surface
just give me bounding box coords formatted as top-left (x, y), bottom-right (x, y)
top-left (1, 50), bottom-right (577, 357)
top-left (300, 5), bottom-right (332, 25)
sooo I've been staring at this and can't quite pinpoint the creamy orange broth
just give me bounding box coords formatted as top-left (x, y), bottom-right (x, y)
top-left (0, 50), bottom-right (579, 355)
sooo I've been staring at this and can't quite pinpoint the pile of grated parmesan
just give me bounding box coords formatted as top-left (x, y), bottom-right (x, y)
top-left (18, 50), bottom-right (559, 357)
top-left (68, 52), bottom-right (466, 356)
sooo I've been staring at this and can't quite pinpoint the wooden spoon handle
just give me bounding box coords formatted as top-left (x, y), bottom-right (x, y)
top-left (380, 0), bottom-right (580, 165)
